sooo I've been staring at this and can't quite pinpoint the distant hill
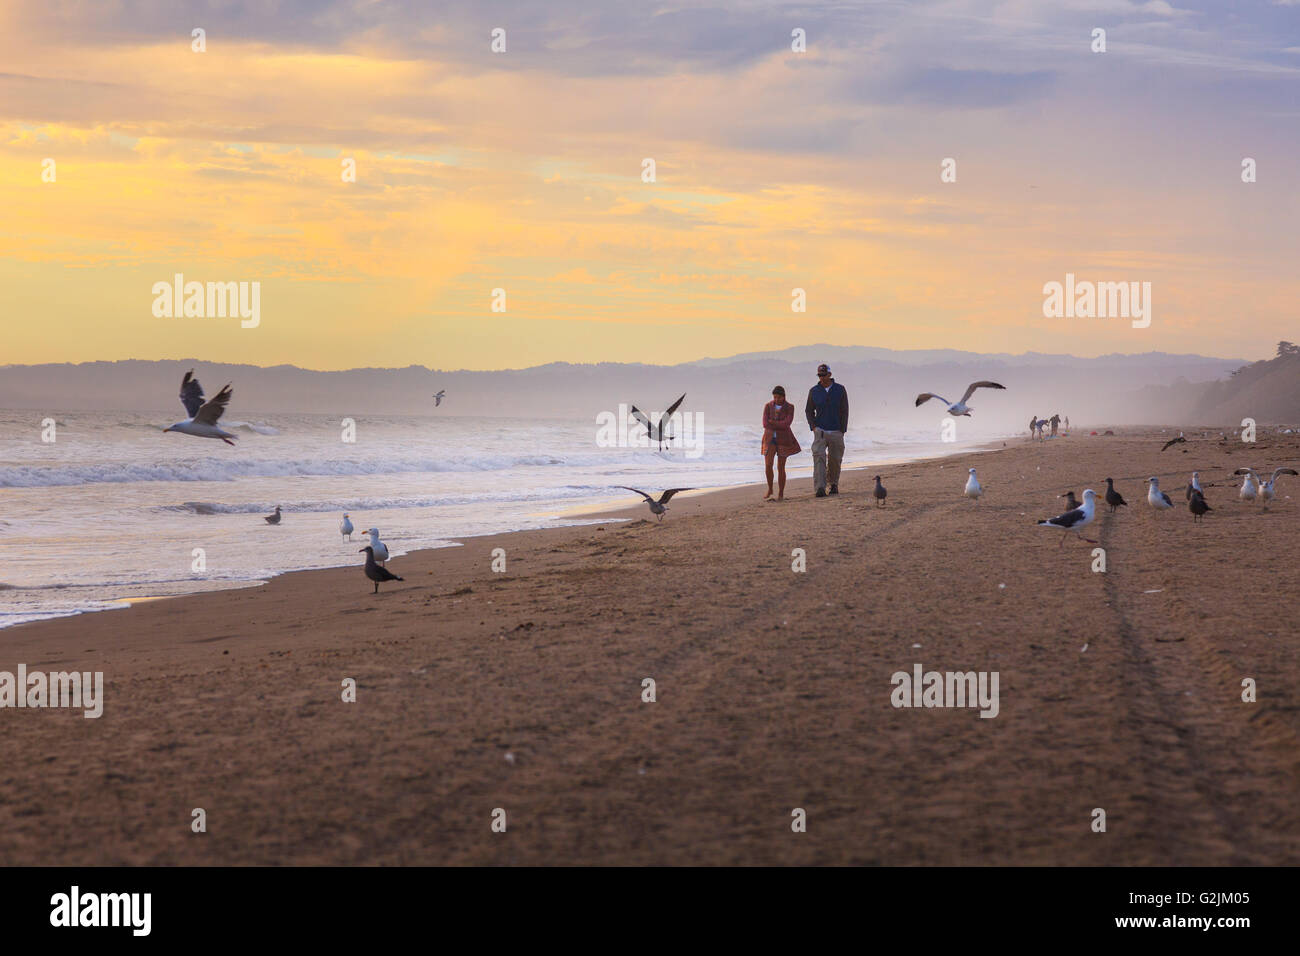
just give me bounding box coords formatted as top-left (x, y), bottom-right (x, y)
top-left (1194, 344), bottom-right (1300, 422)
top-left (0, 346), bottom-right (1259, 431)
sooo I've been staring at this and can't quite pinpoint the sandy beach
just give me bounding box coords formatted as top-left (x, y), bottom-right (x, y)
top-left (2, 427), bottom-right (1298, 866)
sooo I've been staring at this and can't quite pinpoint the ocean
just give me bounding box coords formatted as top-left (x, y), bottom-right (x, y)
top-left (0, 409), bottom-right (1001, 627)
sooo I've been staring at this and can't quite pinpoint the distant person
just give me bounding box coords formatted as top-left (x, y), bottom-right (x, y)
top-left (1064, 415), bottom-right (1070, 432)
top-left (1050, 414), bottom-right (1061, 437)
top-left (1028, 415), bottom-right (1036, 440)
top-left (762, 386), bottom-right (801, 501)
top-left (805, 363), bottom-right (848, 497)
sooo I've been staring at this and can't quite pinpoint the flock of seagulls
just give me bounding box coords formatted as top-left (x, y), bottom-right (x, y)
top-left (1033, 463), bottom-right (1295, 546)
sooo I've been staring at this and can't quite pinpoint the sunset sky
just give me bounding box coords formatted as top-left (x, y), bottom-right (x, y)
top-left (2, 0), bottom-right (1298, 370)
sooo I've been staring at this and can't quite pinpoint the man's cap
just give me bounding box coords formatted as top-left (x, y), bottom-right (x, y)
top-left (817, 363), bottom-right (831, 376)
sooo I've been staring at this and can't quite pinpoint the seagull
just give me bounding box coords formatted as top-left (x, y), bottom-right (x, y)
top-left (1104, 477), bottom-right (1127, 513)
top-left (1038, 488), bottom-right (1097, 546)
top-left (433, 390), bottom-right (446, 407)
top-left (1238, 467), bottom-right (1298, 507)
top-left (360, 547), bottom-right (403, 593)
top-left (964, 467), bottom-right (982, 500)
top-left (264, 506), bottom-right (282, 525)
top-left (1188, 489), bottom-right (1212, 523)
top-left (1185, 472), bottom-right (1202, 500)
top-left (1058, 490), bottom-right (1080, 511)
top-left (363, 528), bottom-right (389, 564)
top-left (618, 486), bottom-right (693, 521)
top-left (1147, 477), bottom-right (1174, 511)
top-left (1235, 469), bottom-right (1259, 502)
top-left (164, 370), bottom-right (236, 445)
top-left (1160, 433), bottom-right (1186, 452)
top-left (629, 393), bottom-right (687, 451)
top-left (340, 513), bottom-right (354, 541)
top-left (914, 381), bottom-right (1006, 417)
top-left (873, 475), bottom-right (887, 508)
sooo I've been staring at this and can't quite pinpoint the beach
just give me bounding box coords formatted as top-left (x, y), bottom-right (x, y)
top-left (2, 427), bottom-right (1298, 866)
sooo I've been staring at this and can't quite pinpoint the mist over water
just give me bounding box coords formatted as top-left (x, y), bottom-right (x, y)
top-left (0, 408), bottom-right (1000, 627)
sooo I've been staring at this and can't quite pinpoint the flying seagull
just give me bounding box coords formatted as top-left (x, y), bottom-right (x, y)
top-left (1058, 490), bottom-right (1080, 511)
top-left (363, 528), bottom-right (389, 564)
top-left (433, 390), bottom-right (446, 407)
top-left (360, 546), bottom-right (403, 593)
top-left (629, 393), bottom-right (687, 451)
top-left (1188, 489), bottom-right (1212, 522)
top-left (914, 381), bottom-right (1006, 417)
top-left (1185, 472), bottom-right (1202, 500)
top-left (1104, 477), bottom-right (1127, 513)
top-left (964, 467), bottom-right (982, 500)
top-left (1038, 488), bottom-right (1097, 546)
top-left (873, 475), bottom-right (887, 508)
top-left (619, 486), bottom-right (693, 521)
top-left (340, 513), bottom-right (354, 541)
top-left (1160, 433), bottom-right (1186, 452)
top-left (1147, 477), bottom-right (1174, 511)
top-left (164, 370), bottom-right (236, 445)
top-left (264, 506), bottom-right (282, 525)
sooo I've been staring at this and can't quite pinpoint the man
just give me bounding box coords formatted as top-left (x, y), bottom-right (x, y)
top-left (1049, 413), bottom-right (1060, 437)
top-left (805, 363), bottom-right (848, 497)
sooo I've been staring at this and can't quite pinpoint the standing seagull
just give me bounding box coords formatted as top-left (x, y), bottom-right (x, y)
top-left (1147, 477), bottom-right (1174, 511)
top-left (1185, 472), bottom-right (1202, 500)
top-left (164, 370), bottom-right (237, 445)
top-left (340, 513), bottom-right (354, 541)
top-left (629, 393), bottom-right (687, 451)
top-left (363, 528), bottom-right (390, 564)
top-left (618, 486), bottom-right (693, 521)
top-left (915, 381), bottom-right (1006, 417)
top-left (433, 390), bottom-right (446, 407)
top-left (1104, 477), bottom-right (1127, 513)
top-left (1058, 490), bottom-right (1080, 511)
top-left (1037, 488), bottom-right (1097, 547)
top-left (264, 505), bottom-right (282, 525)
top-left (360, 547), bottom-right (403, 593)
top-left (873, 475), bottom-right (887, 508)
top-left (1188, 489), bottom-right (1212, 523)
top-left (964, 467), bottom-right (982, 500)
top-left (1235, 469), bottom-right (1259, 503)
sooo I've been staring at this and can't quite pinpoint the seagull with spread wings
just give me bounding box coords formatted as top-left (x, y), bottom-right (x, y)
top-left (618, 486), bottom-right (693, 521)
top-left (1237, 467), bottom-right (1299, 507)
top-left (914, 381), bottom-right (1005, 417)
top-left (629, 393), bottom-right (686, 451)
top-left (164, 370), bottom-right (237, 445)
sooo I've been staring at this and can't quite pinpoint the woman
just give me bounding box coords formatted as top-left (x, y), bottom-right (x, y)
top-left (762, 386), bottom-right (801, 501)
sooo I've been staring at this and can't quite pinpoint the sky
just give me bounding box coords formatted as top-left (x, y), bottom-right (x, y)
top-left (1, 0), bottom-right (1297, 370)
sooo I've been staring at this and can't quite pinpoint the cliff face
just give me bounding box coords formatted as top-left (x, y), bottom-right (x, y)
top-left (1192, 348), bottom-right (1300, 424)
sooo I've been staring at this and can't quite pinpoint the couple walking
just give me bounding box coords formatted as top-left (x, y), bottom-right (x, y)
top-left (762, 363), bottom-right (848, 500)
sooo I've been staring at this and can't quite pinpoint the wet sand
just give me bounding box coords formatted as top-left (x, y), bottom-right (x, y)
top-left (2, 427), bottom-right (1298, 865)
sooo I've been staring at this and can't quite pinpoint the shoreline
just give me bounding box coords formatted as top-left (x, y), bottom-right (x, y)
top-left (2, 435), bottom-right (1011, 633)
